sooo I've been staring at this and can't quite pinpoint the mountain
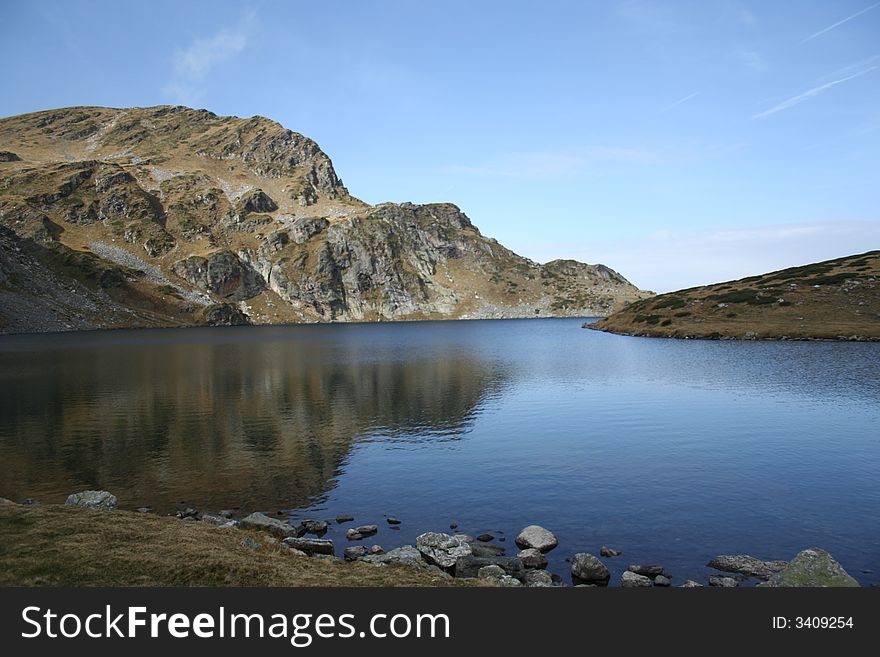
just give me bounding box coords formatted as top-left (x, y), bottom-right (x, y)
top-left (0, 106), bottom-right (649, 334)
top-left (588, 251), bottom-right (880, 340)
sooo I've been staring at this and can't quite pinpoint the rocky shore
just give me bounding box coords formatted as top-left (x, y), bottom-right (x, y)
top-left (2, 491), bottom-right (861, 588)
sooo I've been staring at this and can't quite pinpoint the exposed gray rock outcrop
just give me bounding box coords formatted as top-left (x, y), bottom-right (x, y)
top-left (64, 490), bottom-right (117, 510)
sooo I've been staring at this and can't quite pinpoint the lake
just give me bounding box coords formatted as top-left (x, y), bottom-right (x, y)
top-left (1, 318), bottom-right (878, 585)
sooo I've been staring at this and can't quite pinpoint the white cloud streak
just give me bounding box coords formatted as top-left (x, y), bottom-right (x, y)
top-left (802, 1), bottom-right (880, 43)
top-left (660, 91), bottom-right (701, 112)
top-left (751, 66), bottom-right (878, 119)
top-left (164, 13), bottom-right (256, 105)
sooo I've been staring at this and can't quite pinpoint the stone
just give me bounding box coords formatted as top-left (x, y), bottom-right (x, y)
top-left (653, 574), bottom-right (672, 587)
top-left (201, 304), bottom-right (251, 327)
top-left (240, 537), bottom-right (261, 550)
top-left (709, 577), bottom-right (738, 588)
top-left (477, 565), bottom-right (507, 580)
top-left (336, 515), bottom-right (354, 523)
top-left (284, 547), bottom-right (308, 557)
top-left (386, 517), bottom-right (401, 525)
top-left (355, 525), bottom-right (378, 537)
top-left (176, 507), bottom-right (199, 519)
top-left (0, 497), bottom-right (16, 505)
top-left (477, 533), bottom-right (494, 542)
top-left (471, 543), bottom-right (506, 558)
top-left (571, 553), bottom-right (610, 586)
top-left (621, 571), bottom-right (653, 588)
top-left (64, 490), bottom-right (117, 510)
top-left (136, 507), bottom-right (152, 513)
top-left (368, 545), bottom-right (385, 555)
top-left (238, 512), bottom-right (302, 539)
top-left (707, 555), bottom-right (788, 580)
top-left (523, 570), bottom-right (555, 587)
top-left (600, 546), bottom-right (622, 557)
top-left (514, 525), bottom-right (558, 553)
top-left (346, 529), bottom-right (363, 540)
top-left (219, 510), bottom-right (236, 519)
top-left (201, 512), bottom-right (232, 526)
top-left (344, 546), bottom-right (368, 561)
top-left (454, 556), bottom-right (525, 580)
top-left (361, 545), bottom-right (428, 569)
top-left (761, 548), bottom-right (859, 588)
top-left (300, 519), bottom-right (330, 535)
top-left (282, 537), bottom-right (335, 556)
top-left (416, 532), bottom-right (473, 569)
top-left (0, 151), bottom-right (22, 162)
top-left (628, 564), bottom-right (665, 577)
top-left (517, 548), bottom-right (548, 569)
top-left (498, 575), bottom-right (522, 587)
top-left (680, 580), bottom-right (703, 588)
top-left (449, 522), bottom-right (458, 530)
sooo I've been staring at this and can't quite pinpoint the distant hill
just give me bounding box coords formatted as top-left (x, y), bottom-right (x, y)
top-left (0, 105), bottom-right (650, 334)
top-left (588, 251), bottom-right (880, 341)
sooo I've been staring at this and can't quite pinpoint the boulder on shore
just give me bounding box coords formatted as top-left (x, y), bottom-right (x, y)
top-left (621, 571), bottom-right (653, 587)
top-left (571, 553), bottom-right (610, 586)
top-left (514, 525), bottom-right (558, 553)
top-left (454, 555), bottom-right (525, 580)
top-left (65, 490), bottom-right (117, 510)
top-left (238, 512), bottom-right (302, 539)
top-left (416, 532), bottom-right (473, 569)
top-left (707, 554), bottom-right (787, 580)
top-left (760, 548), bottom-right (859, 587)
top-left (282, 536), bottom-right (335, 556)
top-left (517, 548), bottom-right (548, 569)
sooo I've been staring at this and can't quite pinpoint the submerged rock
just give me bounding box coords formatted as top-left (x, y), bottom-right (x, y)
top-left (600, 546), bottom-right (622, 557)
top-left (238, 512), bottom-right (302, 539)
top-left (355, 524), bottom-right (378, 537)
top-left (416, 532), bottom-right (473, 569)
top-left (761, 548), bottom-right (859, 587)
top-left (571, 553), bottom-right (610, 586)
top-left (386, 517), bottom-right (401, 525)
top-left (477, 533), bottom-right (494, 542)
top-left (300, 519), bottom-right (330, 535)
top-left (707, 555), bottom-right (787, 580)
top-left (65, 490), bottom-right (117, 510)
top-left (621, 571), bottom-right (653, 588)
top-left (471, 543), bottom-right (506, 558)
top-left (514, 525), bottom-right (558, 553)
top-left (335, 515), bottom-right (354, 523)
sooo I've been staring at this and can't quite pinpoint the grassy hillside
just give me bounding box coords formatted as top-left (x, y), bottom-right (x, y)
top-left (589, 250), bottom-right (880, 340)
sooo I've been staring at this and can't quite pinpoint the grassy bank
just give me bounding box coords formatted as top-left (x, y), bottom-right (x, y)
top-left (0, 503), bottom-right (474, 587)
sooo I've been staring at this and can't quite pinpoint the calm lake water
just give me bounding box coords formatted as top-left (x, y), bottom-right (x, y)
top-left (1, 318), bottom-right (879, 585)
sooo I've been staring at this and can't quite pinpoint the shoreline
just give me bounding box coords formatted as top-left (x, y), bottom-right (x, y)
top-left (584, 323), bottom-right (880, 342)
top-left (0, 495), bottom-right (863, 588)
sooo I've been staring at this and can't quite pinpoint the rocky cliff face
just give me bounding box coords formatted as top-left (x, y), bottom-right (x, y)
top-left (0, 105), bottom-right (650, 333)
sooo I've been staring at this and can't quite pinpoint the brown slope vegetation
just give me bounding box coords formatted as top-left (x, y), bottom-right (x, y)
top-left (0, 106), bottom-right (649, 334)
top-left (589, 250), bottom-right (880, 340)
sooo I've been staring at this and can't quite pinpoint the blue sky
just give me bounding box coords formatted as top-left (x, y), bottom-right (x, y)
top-left (1, 0), bottom-right (878, 291)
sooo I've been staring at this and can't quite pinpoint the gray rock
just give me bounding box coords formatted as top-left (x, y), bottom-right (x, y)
top-left (201, 512), bottom-right (232, 526)
top-left (335, 515), bottom-right (354, 523)
top-left (361, 545), bottom-right (428, 569)
top-left (355, 524), bottom-right (378, 537)
top-left (0, 151), bottom-right (22, 162)
top-left (289, 216), bottom-right (328, 243)
top-left (240, 537), bottom-right (261, 550)
top-left (343, 546), bottom-right (368, 561)
top-left (64, 490), bottom-right (117, 510)
top-left (281, 537), bottom-right (335, 556)
top-left (517, 548), bottom-right (548, 569)
top-left (477, 533), bottom-right (494, 542)
top-left (283, 547), bottom-right (309, 557)
top-left (761, 548), bottom-right (859, 588)
top-left (498, 575), bottom-right (523, 587)
top-left (346, 528), bottom-right (363, 540)
top-left (238, 512), bottom-right (302, 539)
top-left (449, 522), bottom-right (458, 530)
top-left (477, 564), bottom-right (507, 580)
top-left (571, 553), bottom-right (610, 586)
top-left (369, 545), bottom-right (385, 555)
top-left (628, 564), bottom-right (665, 577)
top-left (709, 576), bottom-right (738, 588)
top-left (514, 525), bottom-right (558, 552)
top-left (523, 569), bottom-right (555, 587)
top-left (202, 304), bottom-right (251, 326)
top-left (653, 574), bottom-right (672, 587)
top-left (471, 543), bottom-right (506, 558)
top-left (454, 556), bottom-right (525, 580)
top-left (416, 532), bottom-right (473, 569)
top-left (136, 507), bottom-right (152, 514)
top-left (386, 517), bottom-right (401, 525)
top-left (707, 555), bottom-right (788, 580)
top-left (300, 519), bottom-right (330, 535)
top-left (176, 507), bottom-right (199, 519)
top-left (600, 546), bottom-right (622, 557)
top-left (621, 571), bottom-right (653, 587)
top-left (680, 580), bottom-right (703, 588)
top-left (0, 497), bottom-right (16, 505)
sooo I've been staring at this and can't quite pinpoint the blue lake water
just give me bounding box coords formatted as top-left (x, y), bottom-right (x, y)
top-left (1, 318), bottom-right (878, 585)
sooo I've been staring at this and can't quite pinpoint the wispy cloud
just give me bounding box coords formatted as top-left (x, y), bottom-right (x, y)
top-left (729, 49), bottom-right (768, 72)
top-left (751, 66), bottom-right (878, 119)
top-left (802, 1), bottom-right (880, 43)
top-left (661, 91), bottom-right (701, 112)
top-left (164, 12), bottom-right (256, 105)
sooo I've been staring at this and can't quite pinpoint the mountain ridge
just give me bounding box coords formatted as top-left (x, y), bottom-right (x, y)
top-left (0, 105), bottom-right (650, 334)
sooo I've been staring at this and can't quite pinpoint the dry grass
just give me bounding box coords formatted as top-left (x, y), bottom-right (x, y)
top-left (0, 503), bottom-right (477, 587)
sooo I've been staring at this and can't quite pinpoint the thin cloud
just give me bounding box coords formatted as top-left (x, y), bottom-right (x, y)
top-left (751, 66), bottom-right (878, 119)
top-left (661, 91), bottom-right (701, 112)
top-left (164, 12), bottom-right (256, 105)
top-left (802, 1), bottom-right (880, 43)
top-left (729, 49), bottom-right (768, 72)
